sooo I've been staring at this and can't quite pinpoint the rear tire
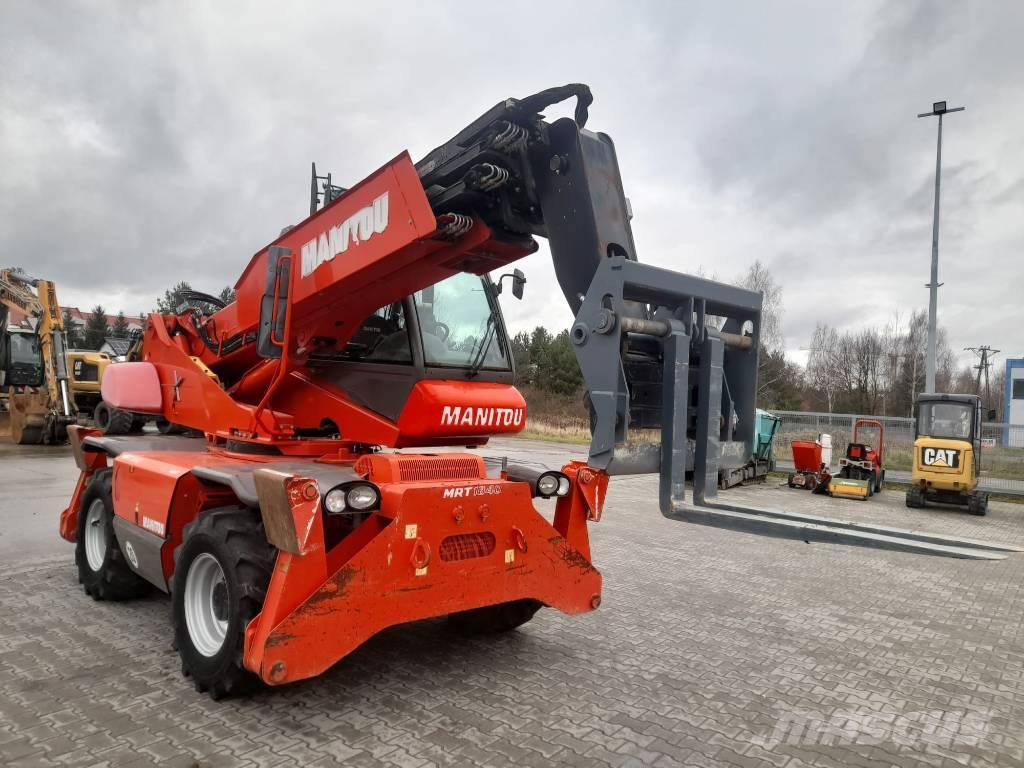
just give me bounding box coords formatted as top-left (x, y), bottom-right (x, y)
top-left (172, 508), bottom-right (276, 699)
top-left (448, 599), bottom-right (542, 634)
top-left (787, 473), bottom-right (796, 488)
top-left (93, 402), bottom-right (111, 432)
top-left (104, 406), bottom-right (134, 435)
top-left (75, 470), bottom-right (152, 601)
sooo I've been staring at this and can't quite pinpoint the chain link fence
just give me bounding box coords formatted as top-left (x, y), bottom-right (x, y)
top-left (771, 410), bottom-right (1024, 496)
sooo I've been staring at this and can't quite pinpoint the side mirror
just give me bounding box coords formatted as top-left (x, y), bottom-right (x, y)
top-left (494, 269), bottom-right (527, 300)
top-left (511, 268), bottom-right (526, 300)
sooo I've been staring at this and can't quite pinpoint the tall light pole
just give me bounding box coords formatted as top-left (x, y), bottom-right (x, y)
top-left (917, 100), bottom-right (964, 394)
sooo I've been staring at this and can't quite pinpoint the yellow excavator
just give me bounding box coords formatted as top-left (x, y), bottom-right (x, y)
top-left (0, 269), bottom-right (85, 444)
top-left (906, 393), bottom-right (988, 515)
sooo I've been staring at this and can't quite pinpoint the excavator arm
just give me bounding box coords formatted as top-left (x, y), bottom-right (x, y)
top-left (0, 270), bottom-right (74, 443)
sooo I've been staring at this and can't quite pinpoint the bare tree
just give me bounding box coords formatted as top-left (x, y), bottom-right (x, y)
top-left (806, 323), bottom-right (841, 413)
top-left (738, 260), bottom-right (784, 351)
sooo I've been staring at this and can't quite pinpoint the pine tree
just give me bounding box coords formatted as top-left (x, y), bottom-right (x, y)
top-left (156, 282), bottom-right (193, 314)
top-left (62, 310), bottom-right (82, 348)
top-left (83, 306), bottom-right (109, 350)
top-left (111, 311), bottom-right (130, 338)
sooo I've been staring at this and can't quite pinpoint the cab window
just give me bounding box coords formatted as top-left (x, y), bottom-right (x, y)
top-left (918, 402), bottom-right (972, 440)
top-left (413, 273), bottom-right (510, 370)
top-left (338, 302), bottom-right (412, 364)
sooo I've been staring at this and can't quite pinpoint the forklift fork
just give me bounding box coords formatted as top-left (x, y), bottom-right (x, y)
top-left (569, 258), bottom-right (1018, 561)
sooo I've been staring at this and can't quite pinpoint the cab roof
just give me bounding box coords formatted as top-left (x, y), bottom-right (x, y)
top-left (917, 393), bottom-right (980, 405)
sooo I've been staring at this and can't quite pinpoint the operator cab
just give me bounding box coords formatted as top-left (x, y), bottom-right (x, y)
top-left (916, 394), bottom-right (980, 443)
top-left (312, 270), bottom-right (522, 424)
top-left (0, 328), bottom-right (44, 388)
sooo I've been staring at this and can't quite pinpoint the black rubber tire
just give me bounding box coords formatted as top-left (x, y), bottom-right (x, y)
top-left (805, 475), bottom-right (818, 492)
top-left (967, 492), bottom-right (988, 516)
top-left (75, 470), bottom-right (152, 601)
top-left (172, 508), bottom-right (276, 699)
top-left (448, 599), bottom-right (542, 635)
top-left (93, 402), bottom-right (111, 432)
top-left (905, 486), bottom-right (925, 509)
top-left (105, 407), bottom-right (134, 436)
top-left (129, 416), bottom-right (147, 434)
top-left (787, 473), bottom-right (796, 488)
top-left (875, 470), bottom-right (885, 494)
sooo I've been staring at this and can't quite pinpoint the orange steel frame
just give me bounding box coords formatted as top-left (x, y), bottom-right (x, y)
top-left (59, 151), bottom-right (612, 686)
top-left (61, 429), bottom-right (607, 685)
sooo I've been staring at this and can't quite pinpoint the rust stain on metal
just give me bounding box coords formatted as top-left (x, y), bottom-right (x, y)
top-left (265, 631), bottom-right (297, 648)
top-left (550, 535), bottom-right (596, 573)
top-left (305, 564), bottom-right (359, 608)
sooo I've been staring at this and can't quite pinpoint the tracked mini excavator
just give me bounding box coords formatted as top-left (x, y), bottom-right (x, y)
top-left (58, 85), bottom-right (1018, 698)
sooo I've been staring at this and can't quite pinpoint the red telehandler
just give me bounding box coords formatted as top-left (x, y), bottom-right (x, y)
top-left (58, 85), bottom-right (1016, 698)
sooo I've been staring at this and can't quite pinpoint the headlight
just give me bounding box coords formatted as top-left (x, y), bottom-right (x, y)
top-left (536, 471), bottom-right (569, 498)
top-left (323, 488), bottom-right (347, 514)
top-left (537, 473), bottom-right (559, 496)
top-left (557, 475), bottom-right (570, 496)
top-left (346, 483), bottom-right (380, 511)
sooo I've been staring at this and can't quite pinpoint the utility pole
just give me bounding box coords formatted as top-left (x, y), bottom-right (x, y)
top-left (917, 100), bottom-right (965, 394)
top-left (966, 345), bottom-right (1000, 412)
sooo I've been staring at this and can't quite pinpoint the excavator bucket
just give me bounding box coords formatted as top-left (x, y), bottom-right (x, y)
top-left (7, 390), bottom-right (48, 445)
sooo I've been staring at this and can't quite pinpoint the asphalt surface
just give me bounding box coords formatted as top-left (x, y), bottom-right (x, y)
top-left (2, 437), bottom-right (1024, 767)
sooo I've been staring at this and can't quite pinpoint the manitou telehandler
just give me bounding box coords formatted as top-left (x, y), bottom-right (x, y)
top-left (58, 85), bottom-right (1017, 698)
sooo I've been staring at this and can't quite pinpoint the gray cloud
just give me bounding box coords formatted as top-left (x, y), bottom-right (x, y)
top-left (2, 0), bottom-right (1021, 365)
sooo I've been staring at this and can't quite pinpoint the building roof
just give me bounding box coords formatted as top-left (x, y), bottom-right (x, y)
top-left (100, 337), bottom-right (134, 356)
top-left (4, 306), bottom-right (145, 330)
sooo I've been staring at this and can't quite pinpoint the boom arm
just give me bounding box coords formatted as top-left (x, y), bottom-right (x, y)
top-left (117, 86), bottom-right (1016, 558)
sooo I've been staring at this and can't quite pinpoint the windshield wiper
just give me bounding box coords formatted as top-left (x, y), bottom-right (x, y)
top-left (466, 316), bottom-right (496, 378)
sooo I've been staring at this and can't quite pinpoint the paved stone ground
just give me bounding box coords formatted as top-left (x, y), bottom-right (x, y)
top-left (2, 438), bottom-right (1024, 767)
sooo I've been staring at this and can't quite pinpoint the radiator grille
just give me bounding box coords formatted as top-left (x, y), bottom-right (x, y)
top-left (439, 532), bottom-right (496, 562)
top-left (397, 457), bottom-right (483, 482)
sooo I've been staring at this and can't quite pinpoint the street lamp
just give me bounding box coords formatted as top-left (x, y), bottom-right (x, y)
top-left (917, 100), bottom-right (965, 394)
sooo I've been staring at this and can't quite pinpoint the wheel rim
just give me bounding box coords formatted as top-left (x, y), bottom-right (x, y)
top-left (184, 553), bottom-right (229, 657)
top-left (84, 498), bottom-right (107, 571)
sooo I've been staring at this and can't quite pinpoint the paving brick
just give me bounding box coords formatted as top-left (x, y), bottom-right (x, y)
top-left (3, 446), bottom-right (1024, 768)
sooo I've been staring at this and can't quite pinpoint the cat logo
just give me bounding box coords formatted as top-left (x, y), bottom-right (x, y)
top-left (922, 447), bottom-right (960, 468)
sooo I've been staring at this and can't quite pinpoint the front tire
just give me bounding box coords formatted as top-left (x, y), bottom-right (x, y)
top-left (75, 470), bottom-right (152, 600)
top-left (172, 508), bottom-right (275, 699)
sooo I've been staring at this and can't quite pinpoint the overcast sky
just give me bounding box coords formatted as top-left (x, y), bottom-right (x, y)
top-left (2, 1), bottom-right (1021, 367)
